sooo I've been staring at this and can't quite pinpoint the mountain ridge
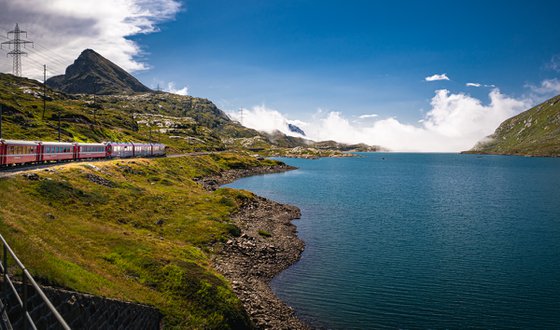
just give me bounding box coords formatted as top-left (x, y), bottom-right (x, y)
top-left (465, 94), bottom-right (560, 157)
top-left (46, 49), bottom-right (152, 95)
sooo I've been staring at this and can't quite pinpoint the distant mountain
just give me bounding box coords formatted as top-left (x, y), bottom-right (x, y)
top-left (465, 94), bottom-right (560, 156)
top-left (288, 123), bottom-right (306, 136)
top-left (46, 49), bottom-right (152, 95)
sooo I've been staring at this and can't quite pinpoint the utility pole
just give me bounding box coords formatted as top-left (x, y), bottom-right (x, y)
top-left (92, 84), bottom-right (97, 123)
top-left (42, 64), bottom-right (47, 120)
top-left (148, 119), bottom-right (152, 145)
top-left (58, 110), bottom-right (61, 141)
top-left (1, 23), bottom-right (33, 77)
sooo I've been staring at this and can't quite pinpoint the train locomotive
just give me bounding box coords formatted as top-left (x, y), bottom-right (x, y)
top-left (0, 140), bottom-right (166, 167)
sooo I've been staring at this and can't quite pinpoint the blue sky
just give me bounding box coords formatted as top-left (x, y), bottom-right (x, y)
top-left (133, 0), bottom-right (560, 122)
top-left (2, 0), bottom-right (559, 150)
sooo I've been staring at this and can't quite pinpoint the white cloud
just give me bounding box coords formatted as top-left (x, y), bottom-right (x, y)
top-left (527, 79), bottom-right (560, 95)
top-left (232, 89), bottom-right (531, 152)
top-left (467, 82), bottom-right (497, 88)
top-left (164, 82), bottom-right (188, 95)
top-left (0, 0), bottom-right (181, 80)
top-left (227, 105), bottom-right (306, 137)
top-left (358, 114), bottom-right (378, 119)
top-left (425, 73), bottom-right (449, 81)
top-left (547, 54), bottom-right (560, 72)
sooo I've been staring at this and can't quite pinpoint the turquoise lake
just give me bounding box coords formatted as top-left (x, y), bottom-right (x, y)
top-left (226, 153), bottom-right (560, 329)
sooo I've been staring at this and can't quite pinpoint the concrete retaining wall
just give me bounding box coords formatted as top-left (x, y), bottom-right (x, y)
top-left (2, 283), bottom-right (162, 329)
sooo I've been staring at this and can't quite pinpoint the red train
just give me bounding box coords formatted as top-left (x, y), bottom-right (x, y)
top-left (0, 140), bottom-right (166, 167)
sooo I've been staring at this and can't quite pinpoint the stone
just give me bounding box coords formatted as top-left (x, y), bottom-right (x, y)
top-left (24, 173), bottom-right (40, 180)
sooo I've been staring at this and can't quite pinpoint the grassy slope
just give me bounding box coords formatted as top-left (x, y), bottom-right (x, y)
top-left (0, 73), bottom-right (245, 153)
top-left (467, 94), bottom-right (560, 156)
top-left (0, 153), bottom-right (283, 328)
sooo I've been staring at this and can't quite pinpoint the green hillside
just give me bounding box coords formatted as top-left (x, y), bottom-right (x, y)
top-left (0, 72), bottom-right (253, 152)
top-left (0, 153), bottom-right (284, 328)
top-left (466, 94), bottom-right (560, 157)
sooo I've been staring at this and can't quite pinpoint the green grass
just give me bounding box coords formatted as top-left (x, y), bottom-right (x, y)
top-left (0, 153), bottom-right (283, 328)
top-left (468, 94), bottom-right (560, 156)
top-left (257, 230), bottom-right (272, 238)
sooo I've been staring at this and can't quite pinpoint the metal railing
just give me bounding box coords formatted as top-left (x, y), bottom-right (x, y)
top-left (0, 234), bottom-right (70, 330)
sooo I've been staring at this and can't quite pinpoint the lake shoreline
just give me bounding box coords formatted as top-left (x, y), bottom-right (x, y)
top-left (203, 164), bottom-right (310, 329)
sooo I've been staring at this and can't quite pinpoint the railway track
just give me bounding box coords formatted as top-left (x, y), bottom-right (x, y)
top-left (0, 152), bottom-right (218, 178)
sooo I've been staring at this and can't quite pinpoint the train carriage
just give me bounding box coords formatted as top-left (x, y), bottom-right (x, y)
top-left (39, 142), bottom-right (75, 162)
top-left (133, 143), bottom-right (152, 157)
top-left (1, 139), bottom-right (166, 167)
top-left (106, 142), bottom-right (135, 158)
top-left (75, 143), bottom-right (106, 160)
top-left (0, 140), bottom-right (40, 166)
top-left (151, 143), bottom-right (166, 157)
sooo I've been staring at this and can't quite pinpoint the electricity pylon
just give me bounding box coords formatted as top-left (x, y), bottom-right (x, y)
top-left (1, 23), bottom-right (34, 77)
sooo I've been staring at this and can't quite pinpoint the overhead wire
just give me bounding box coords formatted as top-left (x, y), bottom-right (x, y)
top-left (26, 48), bottom-right (68, 72)
top-left (0, 25), bottom-right (71, 76)
top-left (34, 43), bottom-right (71, 65)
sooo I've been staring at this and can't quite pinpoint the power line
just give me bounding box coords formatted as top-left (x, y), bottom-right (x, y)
top-left (28, 48), bottom-right (67, 67)
top-left (26, 48), bottom-right (67, 73)
top-left (1, 23), bottom-right (34, 76)
top-left (33, 43), bottom-right (71, 65)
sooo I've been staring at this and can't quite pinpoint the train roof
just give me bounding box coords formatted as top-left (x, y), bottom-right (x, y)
top-left (105, 142), bottom-right (165, 146)
top-left (75, 142), bottom-right (105, 146)
top-left (39, 141), bottom-right (75, 146)
top-left (1, 139), bottom-right (165, 147)
top-left (0, 139), bottom-right (40, 145)
top-left (105, 141), bottom-right (134, 145)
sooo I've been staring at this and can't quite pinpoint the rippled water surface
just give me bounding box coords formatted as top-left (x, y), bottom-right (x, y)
top-left (226, 153), bottom-right (560, 329)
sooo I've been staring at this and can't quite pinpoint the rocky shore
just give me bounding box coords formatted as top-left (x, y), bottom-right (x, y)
top-left (204, 165), bottom-right (310, 329)
top-left (195, 164), bottom-right (297, 190)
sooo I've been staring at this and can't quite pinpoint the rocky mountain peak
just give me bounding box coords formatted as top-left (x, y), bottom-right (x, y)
top-left (46, 49), bottom-right (151, 95)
